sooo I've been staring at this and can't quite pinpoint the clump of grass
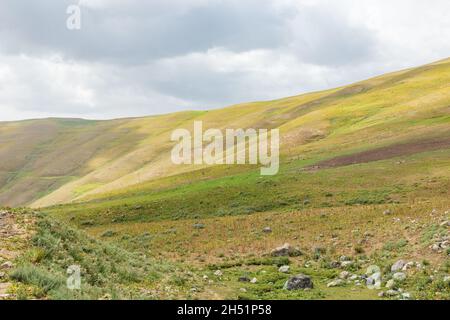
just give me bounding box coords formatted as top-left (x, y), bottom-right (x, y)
top-left (383, 239), bottom-right (408, 252)
top-left (12, 212), bottom-right (175, 300)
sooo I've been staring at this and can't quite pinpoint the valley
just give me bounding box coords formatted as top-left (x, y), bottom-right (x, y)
top-left (0, 57), bottom-right (449, 300)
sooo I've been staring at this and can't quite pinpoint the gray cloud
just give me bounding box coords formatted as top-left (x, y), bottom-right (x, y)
top-left (0, 0), bottom-right (449, 121)
top-left (0, 0), bottom-right (290, 64)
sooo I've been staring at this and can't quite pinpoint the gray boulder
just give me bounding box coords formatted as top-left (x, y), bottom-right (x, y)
top-left (391, 260), bottom-right (406, 272)
top-left (271, 243), bottom-right (302, 257)
top-left (284, 274), bottom-right (313, 290)
top-left (393, 272), bottom-right (406, 282)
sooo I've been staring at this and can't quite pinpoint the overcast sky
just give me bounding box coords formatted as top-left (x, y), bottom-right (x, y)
top-left (0, 0), bottom-right (449, 121)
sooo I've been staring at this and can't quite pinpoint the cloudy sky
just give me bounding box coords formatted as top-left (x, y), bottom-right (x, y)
top-left (0, 0), bottom-right (449, 121)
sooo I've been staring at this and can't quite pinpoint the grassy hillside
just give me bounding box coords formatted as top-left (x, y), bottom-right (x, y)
top-left (0, 58), bottom-right (449, 208)
top-left (1, 58), bottom-right (450, 300)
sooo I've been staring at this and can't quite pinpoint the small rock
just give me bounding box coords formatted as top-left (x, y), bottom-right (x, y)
top-left (327, 279), bottom-right (344, 287)
top-left (378, 291), bottom-right (385, 297)
top-left (401, 292), bottom-right (411, 300)
top-left (284, 274), bottom-right (314, 290)
top-left (393, 272), bottom-right (406, 282)
top-left (383, 210), bottom-right (392, 215)
top-left (386, 289), bottom-right (400, 297)
top-left (366, 265), bottom-right (380, 275)
top-left (339, 271), bottom-right (350, 279)
top-left (214, 270), bottom-right (223, 277)
top-left (202, 275), bottom-right (208, 280)
top-left (391, 260), bottom-right (406, 272)
top-left (431, 244), bottom-right (440, 252)
top-left (239, 288), bottom-right (247, 293)
top-left (349, 274), bottom-right (359, 281)
top-left (250, 278), bottom-right (258, 284)
top-left (386, 279), bottom-right (395, 289)
top-left (278, 265), bottom-right (290, 273)
top-left (443, 276), bottom-right (450, 283)
top-left (262, 227), bottom-right (272, 233)
top-left (366, 272), bottom-right (382, 287)
top-left (330, 261), bottom-right (341, 268)
top-left (271, 243), bottom-right (302, 257)
top-left (339, 255), bottom-right (351, 262)
top-left (193, 223), bottom-right (205, 229)
top-left (402, 262), bottom-right (415, 271)
top-left (0, 262), bottom-right (13, 270)
top-left (238, 276), bottom-right (251, 282)
top-left (0, 272), bottom-right (5, 279)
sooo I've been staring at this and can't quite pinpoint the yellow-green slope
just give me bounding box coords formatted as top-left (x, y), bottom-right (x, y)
top-left (0, 57), bottom-right (449, 207)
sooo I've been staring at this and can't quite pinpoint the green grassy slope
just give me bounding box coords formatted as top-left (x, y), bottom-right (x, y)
top-left (0, 57), bottom-right (449, 209)
top-left (3, 57), bottom-right (450, 300)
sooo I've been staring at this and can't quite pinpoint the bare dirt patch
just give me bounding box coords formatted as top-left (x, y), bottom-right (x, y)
top-left (308, 136), bottom-right (450, 170)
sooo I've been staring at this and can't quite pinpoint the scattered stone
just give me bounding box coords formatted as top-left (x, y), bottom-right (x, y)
top-left (0, 272), bottom-right (5, 279)
top-left (349, 274), bottom-right (359, 281)
top-left (193, 223), bottom-right (205, 229)
top-left (378, 291), bottom-right (385, 297)
top-left (393, 272), bottom-right (406, 282)
top-left (240, 288), bottom-right (247, 293)
top-left (327, 279), bottom-right (344, 287)
top-left (401, 292), bottom-right (411, 300)
top-left (391, 260), bottom-right (406, 272)
top-left (250, 278), bottom-right (258, 284)
top-left (339, 255), bottom-right (351, 262)
top-left (402, 261), bottom-right (415, 271)
top-left (0, 261), bottom-right (13, 270)
top-left (330, 261), bottom-right (341, 268)
top-left (284, 274), bottom-right (314, 291)
top-left (383, 210), bottom-right (392, 216)
top-left (238, 276), bottom-right (251, 282)
top-left (262, 227), bottom-right (272, 233)
top-left (202, 275), bottom-right (208, 280)
top-left (278, 266), bottom-right (290, 273)
top-left (431, 244), bottom-right (441, 252)
top-left (271, 243), bottom-right (302, 257)
top-left (366, 272), bottom-right (382, 286)
top-left (443, 276), bottom-right (450, 283)
top-left (385, 289), bottom-right (400, 297)
top-left (386, 279), bottom-right (395, 289)
top-left (214, 270), bottom-right (223, 277)
top-left (339, 271), bottom-right (350, 279)
top-left (366, 265), bottom-right (380, 275)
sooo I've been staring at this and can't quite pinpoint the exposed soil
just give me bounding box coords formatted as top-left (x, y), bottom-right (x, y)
top-left (308, 136), bottom-right (450, 170)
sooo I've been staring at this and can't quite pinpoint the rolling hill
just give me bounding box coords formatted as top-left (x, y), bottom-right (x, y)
top-left (1, 57), bottom-right (450, 300)
top-left (0, 57), bottom-right (449, 208)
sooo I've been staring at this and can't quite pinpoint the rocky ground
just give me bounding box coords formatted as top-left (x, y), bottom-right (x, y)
top-left (0, 209), bottom-right (31, 300)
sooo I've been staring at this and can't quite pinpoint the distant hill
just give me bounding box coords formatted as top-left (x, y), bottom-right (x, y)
top-left (0, 57), bottom-right (449, 208)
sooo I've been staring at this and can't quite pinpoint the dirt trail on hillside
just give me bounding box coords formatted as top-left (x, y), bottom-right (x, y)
top-left (0, 210), bottom-right (27, 299)
top-left (308, 136), bottom-right (450, 170)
